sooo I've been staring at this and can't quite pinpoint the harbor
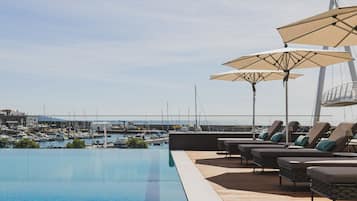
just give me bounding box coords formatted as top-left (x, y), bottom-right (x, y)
top-left (0, 109), bottom-right (171, 148)
top-left (0, 126), bottom-right (169, 148)
top-left (1, 1), bottom-right (357, 201)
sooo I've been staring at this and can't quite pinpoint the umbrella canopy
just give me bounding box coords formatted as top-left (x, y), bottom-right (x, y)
top-left (210, 70), bottom-right (302, 140)
top-left (223, 47), bottom-right (353, 71)
top-left (223, 48), bottom-right (352, 144)
top-left (210, 69), bottom-right (302, 82)
top-left (277, 6), bottom-right (357, 47)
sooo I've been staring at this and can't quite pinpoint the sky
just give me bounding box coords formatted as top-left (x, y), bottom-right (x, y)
top-left (0, 0), bottom-right (357, 125)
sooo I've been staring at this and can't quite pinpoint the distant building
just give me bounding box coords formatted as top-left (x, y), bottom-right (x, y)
top-left (91, 122), bottom-right (112, 132)
top-left (26, 116), bottom-right (39, 127)
top-left (38, 118), bottom-right (91, 129)
top-left (0, 109), bottom-right (27, 128)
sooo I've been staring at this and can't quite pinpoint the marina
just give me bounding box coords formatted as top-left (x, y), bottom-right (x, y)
top-left (1, 0), bottom-right (357, 201)
top-left (0, 125), bottom-right (169, 148)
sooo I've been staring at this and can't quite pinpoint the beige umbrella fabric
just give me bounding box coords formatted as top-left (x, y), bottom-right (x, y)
top-left (277, 6), bottom-right (357, 47)
top-left (223, 47), bottom-right (352, 144)
top-left (210, 69), bottom-right (302, 82)
top-left (210, 70), bottom-right (302, 140)
top-left (224, 48), bottom-right (353, 71)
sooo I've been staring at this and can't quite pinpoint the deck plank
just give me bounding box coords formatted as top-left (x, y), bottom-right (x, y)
top-left (186, 151), bottom-right (330, 201)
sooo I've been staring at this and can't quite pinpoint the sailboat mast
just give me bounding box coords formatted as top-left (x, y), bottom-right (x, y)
top-left (161, 108), bottom-right (164, 130)
top-left (166, 101), bottom-right (169, 131)
top-left (187, 107), bottom-right (190, 125)
top-left (194, 85), bottom-right (198, 130)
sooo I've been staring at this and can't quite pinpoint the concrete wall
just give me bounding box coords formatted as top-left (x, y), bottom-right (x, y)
top-left (169, 132), bottom-right (307, 151)
top-left (169, 132), bottom-right (255, 151)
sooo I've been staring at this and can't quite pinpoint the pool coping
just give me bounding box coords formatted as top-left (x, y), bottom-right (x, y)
top-left (171, 151), bottom-right (223, 201)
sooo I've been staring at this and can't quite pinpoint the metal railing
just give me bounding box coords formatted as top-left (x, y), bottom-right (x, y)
top-left (31, 114), bottom-right (332, 127)
top-left (322, 82), bottom-right (357, 107)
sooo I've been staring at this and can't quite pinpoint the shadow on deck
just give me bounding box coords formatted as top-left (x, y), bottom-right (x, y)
top-left (186, 151), bottom-right (327, 201)
top-left (207, 172), bottom-right (310, 196)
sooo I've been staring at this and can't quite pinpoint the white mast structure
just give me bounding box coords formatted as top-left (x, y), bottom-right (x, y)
top-left (313, 0), bottom-right (357, 124)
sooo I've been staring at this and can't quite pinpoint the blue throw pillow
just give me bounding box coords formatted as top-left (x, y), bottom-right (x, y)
top-left (353, 134), bottom-right (357, 139)
top-left (315, 140), bottom-right (336, 151)
top-left (270, 132), bottom-right (283, 143)
top-left (258, 131), bottom-right (268, 140)
top-left (294, 135), bottom-right (309, 147)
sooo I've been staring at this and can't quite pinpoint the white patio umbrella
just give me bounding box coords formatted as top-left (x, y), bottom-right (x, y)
top-left (223, 47), bottom-right (353, 143)
top-left (277, 6), bottom-right (357, 47)
top-left (210, 70), bottom-right (302, 140)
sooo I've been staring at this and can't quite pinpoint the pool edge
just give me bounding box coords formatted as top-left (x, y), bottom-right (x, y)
top-left (171, 151), bottom-right (223, 201)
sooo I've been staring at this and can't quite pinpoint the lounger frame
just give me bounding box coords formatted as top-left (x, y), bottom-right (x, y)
top-left (310, 179), bottom-right (357, 201)
top-left (279, 165), bottom-right (310, 186)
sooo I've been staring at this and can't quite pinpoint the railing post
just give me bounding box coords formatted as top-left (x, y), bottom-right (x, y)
top-left (347, 83), bottom-right (351, 98)
top-left (339, 84), bottom-right (343, 100)
top-left (352, 82), bottom-right (357, 99)
top-left (333, 87), bottom-right (337, 100)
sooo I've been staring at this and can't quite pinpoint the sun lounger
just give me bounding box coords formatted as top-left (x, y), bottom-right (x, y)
top-left (219, 120), bottom-right (284, 155)
top-left (308, 167), bottom-right (357, 201)
top-left (238, 122), bottom-right (330, 163)
top-left (219, 120), bottom-right (285, 156)
top-left (251, 122), bottom-right (357, 169)
top-left (278, 157), bottom-right (357, 186)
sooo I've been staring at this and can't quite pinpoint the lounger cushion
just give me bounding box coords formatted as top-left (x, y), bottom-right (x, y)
top-left (328, 122), bottom-right (357, 152)
top-left (294, 135), bottom-right (309, 146)
top-left (307, 167), bottom-right (357, 184)
top-left (239, 144), bottom-right (286, 152)
top-left (224, 139), bottom-right (274, 155)
top-left (238, 144), bottom-right (286, 160)
top-left (287, 145), bottom-right (304, 149)
top-left (252, 148), bottom-right (334, 168)
top-left (258, 131), bottom-right (268, 140)
top-left (277, 157), bottom-right (357, 169)
top-left (224, 140), bottom-right (273, 145)
top-left (315, 140), bottom-right (336, 151)
top-left (252, 148), bottom-right (333, 158)
top-left (304, 122), bottom-right (330, 148)
top-left (270, 132), bottom-right (283, 142)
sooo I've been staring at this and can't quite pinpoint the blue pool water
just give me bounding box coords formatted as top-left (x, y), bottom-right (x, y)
top-left (0, 149), bottom-right (187, 201)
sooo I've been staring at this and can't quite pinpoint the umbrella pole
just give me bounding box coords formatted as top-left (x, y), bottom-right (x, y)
top-left (252, 82), bottom-right (256, 140)
top-left (284, 70), bottom-right (290, 144)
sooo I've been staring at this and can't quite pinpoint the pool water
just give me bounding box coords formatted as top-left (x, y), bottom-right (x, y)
top-left (0, 149), bottom-right (187, 201)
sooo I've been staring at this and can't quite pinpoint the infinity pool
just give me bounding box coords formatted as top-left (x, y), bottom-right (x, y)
top-left (0, 149), bottom-right (187, 201)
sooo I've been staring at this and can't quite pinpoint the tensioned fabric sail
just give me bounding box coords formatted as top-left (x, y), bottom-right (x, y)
top-left (210, 70), bottom-right (302, 140)
top-left (277, 6), bottom-right (357, 47)
top-left (223, 47), bottom-right (352, 144)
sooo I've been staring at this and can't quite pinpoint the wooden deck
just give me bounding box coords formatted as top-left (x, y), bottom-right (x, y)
top-left (186, 151), bottom-right (330, 201)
